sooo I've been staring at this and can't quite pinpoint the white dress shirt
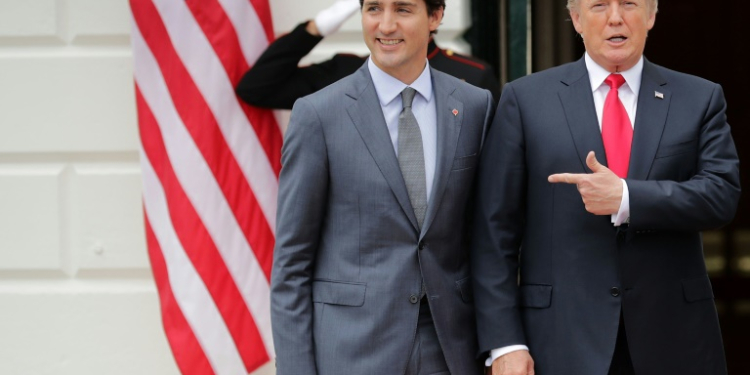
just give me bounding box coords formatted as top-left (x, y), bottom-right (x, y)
top-left (486, 54), bottom-right (645, 367)
top-left (367, 57), bottom-right (438, 201)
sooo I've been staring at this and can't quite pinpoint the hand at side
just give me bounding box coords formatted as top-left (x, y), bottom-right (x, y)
top-left (490, 350), bottom-right (535, 375)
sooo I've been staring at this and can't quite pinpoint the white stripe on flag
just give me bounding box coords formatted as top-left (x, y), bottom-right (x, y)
top-left (151, 0), bottom-right (278, 235)
top-left (131, 23), bottom-right (275, 357)
top-left (140, 148), bottom-right (246, 375)
top-left (218, 0), bottom-right (270, 66)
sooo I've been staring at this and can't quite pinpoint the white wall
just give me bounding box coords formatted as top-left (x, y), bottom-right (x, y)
top-left (0, 1), bottom-right (471, 374)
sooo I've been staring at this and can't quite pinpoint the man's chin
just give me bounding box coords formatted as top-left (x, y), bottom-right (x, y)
top-left (595, 52), bottom-right (638, 71)
top-left (372, 57), bottom-right (403, 71)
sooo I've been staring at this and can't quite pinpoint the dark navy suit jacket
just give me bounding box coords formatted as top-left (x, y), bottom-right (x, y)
top-left (472, 57), bottom-right (740, 375)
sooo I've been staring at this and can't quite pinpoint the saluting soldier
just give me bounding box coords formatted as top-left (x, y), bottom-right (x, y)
top-left (235, 0), bottom-right (499, 109)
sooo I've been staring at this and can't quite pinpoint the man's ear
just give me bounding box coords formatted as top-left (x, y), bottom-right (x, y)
top-left (429, 7), bottom-right (444, 32)
top-left (570, 10), bottom-right (583, 34)
top-left (646, 11), bottom-right (656, 31)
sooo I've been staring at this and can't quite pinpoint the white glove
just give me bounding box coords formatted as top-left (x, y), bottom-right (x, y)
top-left (314, 0), bottom-right (360, 37)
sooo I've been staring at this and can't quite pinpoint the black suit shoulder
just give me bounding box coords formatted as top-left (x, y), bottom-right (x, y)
top-left (498, 60), bottom-right (580, 105)
top-left (508, 58), bottom-right (720, 93)
top-left (647, 61), bottom-right (719, 92)
top-left (510, 60), bottom-right (578, 87)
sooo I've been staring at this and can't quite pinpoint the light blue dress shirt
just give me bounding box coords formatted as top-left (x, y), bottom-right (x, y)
top-left (367, 57), bottom-right (437, 202)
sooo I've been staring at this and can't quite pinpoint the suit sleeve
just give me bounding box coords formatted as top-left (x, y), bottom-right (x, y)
top-left (235, 22), bottom-right (363, 109)
top-left (480, 88), bottom-right (495, 148)
top-left (270, 97), bottom-right (328, 375)
top-left (627, 84), bottom-right (740, 232)
top-left (471, 83), bottom-right (527, 356)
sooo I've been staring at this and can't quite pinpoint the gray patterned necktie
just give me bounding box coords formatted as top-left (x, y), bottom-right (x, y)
top-left (398, 87), bottom-right (427, 229)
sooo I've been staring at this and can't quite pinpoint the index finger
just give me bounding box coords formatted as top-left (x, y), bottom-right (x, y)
top-left (548, 173), bottom-right (585, 184)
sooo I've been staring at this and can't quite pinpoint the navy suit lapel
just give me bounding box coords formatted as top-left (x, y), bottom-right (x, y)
top-left (559, 58), bottom-right (607, 172)
top-left (628, 59), bottom-right (670, 180)
top-left (345, 65), bottom-right (420, 232)
top-left (421, 70), bottom-right (462, 236)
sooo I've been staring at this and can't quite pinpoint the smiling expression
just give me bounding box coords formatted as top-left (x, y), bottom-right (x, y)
top-left (362, 0), bottom-right (443, 84)
top-left (571, 0), bottom-right (656, 72)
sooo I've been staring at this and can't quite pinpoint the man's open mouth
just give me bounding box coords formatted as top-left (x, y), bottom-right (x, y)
top-left (608, 35), bottom-right (627, 42)
top-left (378, 39), bottom-right (403, 45)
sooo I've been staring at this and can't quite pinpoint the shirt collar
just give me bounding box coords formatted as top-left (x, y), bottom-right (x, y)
top-left (367, 57), bottom-right (433, 107)
top-left (584, 52), bottom-right (643, 96)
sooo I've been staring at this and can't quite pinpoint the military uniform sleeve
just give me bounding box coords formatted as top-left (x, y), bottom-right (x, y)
top-left (235, 21), bottom-right (363, 109)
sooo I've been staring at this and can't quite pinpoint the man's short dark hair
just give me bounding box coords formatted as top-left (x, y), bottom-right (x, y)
top-left (360, 0), bottom-right (446, 15)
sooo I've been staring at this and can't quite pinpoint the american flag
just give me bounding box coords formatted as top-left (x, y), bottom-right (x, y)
top-left (129, 0), bottom-right (280, 373)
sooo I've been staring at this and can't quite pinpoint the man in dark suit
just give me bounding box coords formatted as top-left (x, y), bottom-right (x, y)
top-left (472, 0), bottom-right (740, 374)
top-left (271, 0), bottom-right (494, 374)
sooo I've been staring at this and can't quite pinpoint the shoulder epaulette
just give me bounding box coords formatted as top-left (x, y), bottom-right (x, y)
top-left (441, 49), bottom-right (486, 70)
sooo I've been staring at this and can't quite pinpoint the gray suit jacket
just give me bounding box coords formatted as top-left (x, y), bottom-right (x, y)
top-left (272, 63), bottom-right (494, 375)
top-left (472, 57), bottom-right (740, 375)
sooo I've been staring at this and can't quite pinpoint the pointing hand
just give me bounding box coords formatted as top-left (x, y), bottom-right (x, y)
top-left (548, 151), bottom-right (623, 215)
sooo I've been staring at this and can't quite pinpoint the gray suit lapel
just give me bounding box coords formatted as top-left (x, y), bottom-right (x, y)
top-left (559, 58), bottom-right (608, 172)
top-left (421, 70), bottom-right (462, 236)
top-left (345, 65), bottom-right (420, 231)
top-left (628, 59), bottom-right (670, 180)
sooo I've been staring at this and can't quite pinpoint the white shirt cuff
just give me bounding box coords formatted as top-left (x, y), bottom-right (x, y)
top-left (611, 179), bottom-right (630, 226)
top-left (484, 345), bottom-right (529, 367)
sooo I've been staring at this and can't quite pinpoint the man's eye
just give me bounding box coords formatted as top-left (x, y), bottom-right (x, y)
top-left (367, 6), bottom-right (380, 11)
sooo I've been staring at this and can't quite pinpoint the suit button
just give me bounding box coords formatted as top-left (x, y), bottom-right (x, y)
top-left (409, 294), bottom-right (419, 304)
top-left (418, 241), bottom-right (425, 251)
top-left (611, 287), bottom-right (621, 297)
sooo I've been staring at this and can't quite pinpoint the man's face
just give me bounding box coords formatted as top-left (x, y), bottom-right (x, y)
top-left (571, 0), bottom-right (656, 72)
top-left (362, 0), bottom-right (443, 83)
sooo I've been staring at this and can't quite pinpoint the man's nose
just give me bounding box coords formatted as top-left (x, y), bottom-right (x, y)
top-left (607, 3), bottom-right (625, 25)
top-left (379, 12), bottom-right (397, 34)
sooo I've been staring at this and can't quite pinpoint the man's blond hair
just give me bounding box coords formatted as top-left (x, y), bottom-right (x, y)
top-left (566, 0), bottom-right (658, 14)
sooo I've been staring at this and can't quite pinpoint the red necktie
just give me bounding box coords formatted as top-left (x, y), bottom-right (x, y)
top-left (601, 74), bottom-right (633, 178)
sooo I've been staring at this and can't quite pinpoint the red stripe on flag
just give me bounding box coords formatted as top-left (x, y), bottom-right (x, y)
top-left (185, 0), bottom-right (249, 81)
top-left (247, 0), bottom-right (275, 43)
top-left (131, 0), bottom-right (275, 279)
top-left (186, 0), bottom-right (283, 176)
top-left (144, 215), bottom-right (216, 375)
top-left (136, 86), bottom-right (270, 371)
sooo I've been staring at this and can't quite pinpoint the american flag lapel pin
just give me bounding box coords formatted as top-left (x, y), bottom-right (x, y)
top-left (655, 91), bottom-right (664, 99)
top-left (452, 109), bottom-right (459, 116)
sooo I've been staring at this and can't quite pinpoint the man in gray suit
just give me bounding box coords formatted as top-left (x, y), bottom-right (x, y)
top-left (270, 0), bottom-right (494, 374)
top-left (472, 0), bottom-right (740, 374)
